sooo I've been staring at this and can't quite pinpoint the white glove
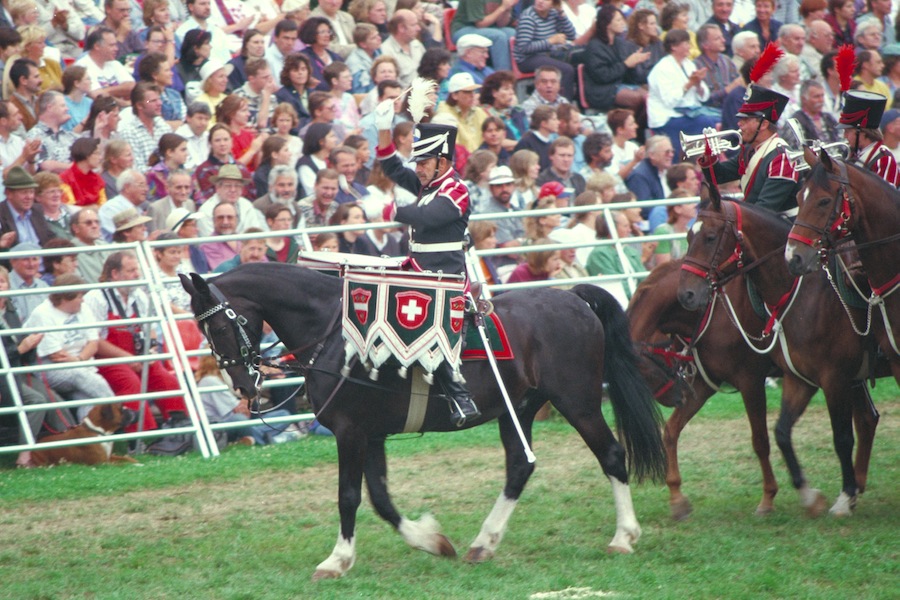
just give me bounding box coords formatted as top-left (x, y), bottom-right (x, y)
top-left (374, 98), bottom-right (395, 131)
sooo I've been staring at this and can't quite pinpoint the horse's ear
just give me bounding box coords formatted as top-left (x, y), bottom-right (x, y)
top-left (818, 147), bottom-right (836, 173)
top-left (803, 145), bottom-right (819, 169)
top-left (179, 273), bottom-right (195, 296)
top-left (184, 272), bottom-right (214, 302)
top-left (700, 181), bottom-right (721, 211)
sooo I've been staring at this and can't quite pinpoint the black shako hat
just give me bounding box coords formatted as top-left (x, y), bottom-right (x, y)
top-left (838, 90), bottom-right (887, 129)
top-left (410, 123), bottom-right (457, 162)
top-left (736, 84), bottom-right (790, 123)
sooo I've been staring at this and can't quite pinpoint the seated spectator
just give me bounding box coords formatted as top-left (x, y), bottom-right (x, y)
top-left (145, 133), bottom-right (188, 201)
top-left (228, 28), bottom-right (267, 93)
top-left (298, 169), bottom-right (341, 233)
top-left (298, 123), bottom-right (340, 197)
top-left (196, 164), bottom-right (266, 237)
top-left (264, 204), bottom-right (301, 263)
top-left (24, 273), bottom-right (112, 422)
top-left (365, 159), bottom-right (416, 208)
top-left (607, 109), bottom-right (645, 186)
top-left (585, 170), bottom-right (619, 204)
top-left (468, 219), bottom-right (502, 284)
top-left (313, 231), bottom-right (340, 252)
top-left (0, 100), bottom-right (40, 204)
top-left (360, 79), bottom-right (405, 168)
top-left (7, 58), bottom-right (41, 132)
top-left (743, 0), bottom-right (783, 47)
top-left (193, 123), bottom-right (256, 204)
top-left (60, 138), bottom-right (107, 209)
top-left (513, 0), bottom-right (578, 100)
top-left (213, 227), bottom-right (269, 272)
top-left (61, 65), bottom-right (93, 133)
top-left (119, 83), bottom-right (174, 173)
top-left (345, 134), bottom-right (372, 187)
top-left (26, 91), bottom-right (78, 175)
top-left (557, 104), bottom-right (587, 173)
top-left (83, 251), bottom-right (188, 431)
top-left (193, 60), bottom-right (232, 119)
top-left (782, 79), bottom-right (841, 145)
top-left (234, 59), bottom-right (279, 131)
top-left (110, 208), bottom-right (151, 245)
top-left (165, 207), bottom-right (208, 274)
top-left (584, 210), bottom-right (645, 297)
top-left (101, 139), bottom-right (133, 200)
top-left (15, 25), bottom-right (62, 93)
top-left (349, 0), bottom-right (390, 42)
top-left (148, 170), bottom-right (196, 233)
top-left (359, 195), bottom-right (403, 256)
top-left (380, 9), bottom-right (425, 87)
top-left (34, 172), bottom-right (75, 241)
top-left (299, 17), bottom-right (344, 92)
top-left (253, 137), bottom-right (292, 199)
top-left (132, 24), bottom-right (181, 94)
top-left (253, 165), bottom-right (300, 224)
top-left (151, 231), bottom-right (192, 314)
top-left (521, 65), bottom-right (571, 120)
top-left (481, 71), bottom-right (527, 148)
top-left (8, 241), bottom-right (49, 321)
top-left (265, 19), bottom-right (300, 83)
top-left (98, 169), bottom-right (151, 242)
top-left (625, 9), bottom-right (667, 88)
top-left (329, 202), bottom-right (379, 255)
top-left (660, 2), bottom-right (701, 59)
top-left (549, 227), bottom-right (589, 289)
top-left (855, 50), bottom-right (892, 108)
top-left (84, 95), bottom-right (121, 145)
top-left (331, 145), bottom-right (369, 204)
top-left (175, 102), bottom-right (212, 171)
top-left (40, 238), bottom-right (78, 286)
top-left (345, 23), bottom-right (383, 95)
top-left (462, 149), bottom-right (498, 214)
top-left (771, 53), bottom-right (803, 115)
top-left (323, 62), bottom-right (361, 136)
top-left (418, 47), bottom-right (453, 103)
top-left (647, 29), bottom-right (719, 157)
top-left (450, 0), bottom-right (516, 72)
top-left (359, 55), bottom-right (401, 115)
top-left (513, 105), bottom-right (559, 172)
top-left (695, 23), bottom-right (741, 111)
top-left (70, 208), bottom-right (111, 283)
top-left (536, 137), bottom-right (587, 198)
top-left (524, 193), bottom-right (563, 240)
top-left (300, 90), bottom-right (349, 142)
top-left (625, 135), bottom-right (674, 213)
top-left (651, 189), bottom-right (696, 266)
top-left (137, 51), bottom-right (186, 129)
top-left (581, 131), bottom-right (619, 189)
top-left (0, 166), bottom-right (56, 247)
top-left (509, 148), bottom-right (541, 210)
top-left (274, 53), bottom-right (315, 131)
top-left (449, 33), bottom-right (495, 84)
top-left (480, 117), bottom-right (512, 166)
top-left (74, 27), bottom-right (135, 103)
top-left (397, 0), bottom-right (444, 49)
top-left (310, 0), bottom-right (356, 59)
top-left (98, 0), bottom-right (143, 60)
top-left (506, 238), bottom-right (563, 284)
top-left (563, 190), bottom-right (603, 266)
top-left (731, 30), bottom-right (762, 72)
top-left (177, 28), bottom-right (212, 99)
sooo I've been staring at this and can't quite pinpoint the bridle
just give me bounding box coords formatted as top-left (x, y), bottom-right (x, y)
top-left (788, 160), bottom-right (854, 259)
top-left (681, 200), bottom-right (746, 290)
top-left (195, 283), bottom-right (263, 388)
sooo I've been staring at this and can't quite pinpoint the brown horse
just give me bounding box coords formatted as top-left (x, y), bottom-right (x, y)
top-left (677, 185), bottom-right (881, 517)
top-left (785, 147), bottom-right (900, 383)
top-left (629, 261), bottom-right (777, 520)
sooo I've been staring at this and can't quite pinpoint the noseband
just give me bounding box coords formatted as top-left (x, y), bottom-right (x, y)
top-left (681, 200), bottom-right (745, 290)
top-left (788, 161), bottom-right (853, 256)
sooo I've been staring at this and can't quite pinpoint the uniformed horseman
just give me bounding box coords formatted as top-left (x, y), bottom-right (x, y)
top-left (838, 90), bottom-right (900, 187)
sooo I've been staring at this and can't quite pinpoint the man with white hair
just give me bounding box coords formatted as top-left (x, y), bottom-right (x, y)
top-left (448, 34), bottom-right (495, 84)
top-left (855, 19), bottom-right (885, 52)
top-left (731, 30), bottom-right (761, 71)
top-left (147, 170), bottom-right (196, 232)
top-left (780, 79), bottom-right (840, 145)
top-left (802, 20), bottom-right (836, 75)
top-left (253, 165), bottom-right (301, 227)
top-left (779, 24), bottom-right (815, 81)
top-left (98, 170), bottom-right (150, 241)
top-left (858, 0), bottom-right (895, 46)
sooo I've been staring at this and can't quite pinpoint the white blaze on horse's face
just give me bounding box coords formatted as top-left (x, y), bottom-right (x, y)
top-left (801, 186), bottom-right (810, 205)
top-left (690, 220), bottom-right (704, 235)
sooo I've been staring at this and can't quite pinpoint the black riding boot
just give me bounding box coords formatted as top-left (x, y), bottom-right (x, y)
top-left (434, 361), bottom-right (480, 427)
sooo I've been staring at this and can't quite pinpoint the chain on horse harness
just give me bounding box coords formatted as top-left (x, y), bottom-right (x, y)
top-left (681, 200), bottom-right (816, 386)
top-left (788, 161), bottom-right (900, 353)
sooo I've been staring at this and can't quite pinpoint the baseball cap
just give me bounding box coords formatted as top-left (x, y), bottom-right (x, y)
top-left (448, 72), bottom-right (482, 94)
top-left (456, 34), bottom-right (492, 52)
top-left (539, 181), bottom-right (572, 199)
top-left (881, 108), bottom-right (900, 129)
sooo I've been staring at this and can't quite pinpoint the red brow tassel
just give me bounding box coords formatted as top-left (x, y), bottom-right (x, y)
top-left (835, 44), bottom-right (857, 93)
top-left (749, 42), bottom-right (785, 83)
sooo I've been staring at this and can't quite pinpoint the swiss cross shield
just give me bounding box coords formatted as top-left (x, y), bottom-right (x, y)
top-left (351, 288), bottom-right (372, 324)
top-left (449, 295), bottom-right (465, 333)
top-left (394, 290), bottom-right (432, 330)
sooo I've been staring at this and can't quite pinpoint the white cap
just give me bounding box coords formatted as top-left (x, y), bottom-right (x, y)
top-left (166, 207), bottom-right (200, 233)
top-left (488, 165), bottom-right (515, 185)
top-left (456, 33), bottom-right (492, 51)
top-left (199, 60), bottom-right (234, 88)
top-left (448, 72), bottom-right (482, 94)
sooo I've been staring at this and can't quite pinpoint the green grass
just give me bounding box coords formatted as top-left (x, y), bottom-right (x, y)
top-left (0, 384), bottom-right (897, 600)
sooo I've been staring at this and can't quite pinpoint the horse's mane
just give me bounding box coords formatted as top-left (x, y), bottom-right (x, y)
top-left (808, 158), bottom-right (900, 199)
top-left (728, 199), bottom-right (791, 235)
top-left (211, 262), bottom-right (342, 298)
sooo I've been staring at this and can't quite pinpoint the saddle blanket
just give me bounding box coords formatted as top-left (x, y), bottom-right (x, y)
top-left (463, 313), bottom-right (514, 361)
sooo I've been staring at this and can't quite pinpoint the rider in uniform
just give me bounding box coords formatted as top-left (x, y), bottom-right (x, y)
top-left (374, 114), bottom-right (481, 426)
top-left (838, 90), bottom-right (900, 187)
top-left (700, 84), bottom-right (801, 217)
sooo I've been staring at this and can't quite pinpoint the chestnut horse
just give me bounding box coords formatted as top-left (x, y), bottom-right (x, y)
top-left (785, 147), bottom-right (900, 383)
top-left (629, 261), bottom-right (777, 520)
top-left (677, 186), bottom-right (881, 517)
top-left (181, 265), bottom-right (665, 580)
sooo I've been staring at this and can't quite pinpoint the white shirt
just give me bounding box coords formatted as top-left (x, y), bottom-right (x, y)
top-left (647, 55), bottom-right (710, 128)
top-left (196, 195), bottom-right (268, 237)
top-left (0, 132), bottom-right (25, 200)
top-left (25, 300), bottom-right (99, 359)
top-left (75, 54), bottom-right (134, 92)
top-left (175, 123), bottom-right (210, 171)
top-left (83, 287), bottom-right (151, 339)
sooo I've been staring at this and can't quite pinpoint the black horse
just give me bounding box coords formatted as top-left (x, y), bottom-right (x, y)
top-left (181, 264), bottom-right (665, 580)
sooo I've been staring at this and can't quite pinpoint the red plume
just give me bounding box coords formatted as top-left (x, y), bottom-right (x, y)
top-left (835, 44), bottom-right (857, 93)
top-left (749, 42), bottom-right (785, 84)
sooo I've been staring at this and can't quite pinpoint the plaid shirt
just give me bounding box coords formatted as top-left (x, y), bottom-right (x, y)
top-left (26, 122), bottom-right (79, 168)
top-left (120, 116), bottom-right (172, 173)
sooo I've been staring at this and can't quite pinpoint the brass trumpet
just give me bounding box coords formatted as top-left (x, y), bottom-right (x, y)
top-left (679, 128), bottom-right (743, 158)
top-left (785, 142), bottom-right (851, 171)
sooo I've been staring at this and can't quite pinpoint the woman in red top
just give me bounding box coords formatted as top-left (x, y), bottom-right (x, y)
top-left (505, 237), bottom-right (563, 284)
top-left (60, 138), bottom-right (106, 209)
top-left (216, 94), bottom-right (268, 172)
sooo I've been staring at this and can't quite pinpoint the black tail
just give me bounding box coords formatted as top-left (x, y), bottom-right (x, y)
top-left (570, 285), bottom-right (666, 483)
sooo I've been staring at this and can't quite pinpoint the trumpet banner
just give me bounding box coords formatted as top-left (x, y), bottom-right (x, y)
top-left (342, 269), bottom-right (466, 379)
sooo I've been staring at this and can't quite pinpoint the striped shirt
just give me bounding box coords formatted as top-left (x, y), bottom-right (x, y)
top-left (513, 7), bottom-right (577, 64)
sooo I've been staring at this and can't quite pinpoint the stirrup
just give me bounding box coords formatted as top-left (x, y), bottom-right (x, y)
top-left (447, 395), bottom-right (480, 427)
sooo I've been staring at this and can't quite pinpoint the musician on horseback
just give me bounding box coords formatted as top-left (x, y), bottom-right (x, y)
top-left (373, 105), bottom-right (481, 426)
top-left (838, 90), bottom-right (900, 187)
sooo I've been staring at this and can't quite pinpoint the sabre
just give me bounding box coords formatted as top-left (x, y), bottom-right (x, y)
top-left (467, 291), bottom-right (536, 464)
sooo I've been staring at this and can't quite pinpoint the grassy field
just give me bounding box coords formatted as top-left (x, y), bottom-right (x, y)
top-left (0, 385), bottom-right (897, 600)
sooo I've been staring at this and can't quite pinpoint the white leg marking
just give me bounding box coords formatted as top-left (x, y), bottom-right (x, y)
top-left (315, 532), bottom-right (356, 576)
top-left (607, 476), bottom-right (641, 553)
top-left (398, 514), bottom-right (446, 555)
top-left (829, 491), bottom-right (854, 517)
top-left (468, 494), bottom-right (519, 558)
top-left (799, 485), bottom-right (822, 507)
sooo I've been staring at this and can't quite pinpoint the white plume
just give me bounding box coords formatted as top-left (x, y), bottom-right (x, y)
top-left (407, 77), bottom-right (438, 124)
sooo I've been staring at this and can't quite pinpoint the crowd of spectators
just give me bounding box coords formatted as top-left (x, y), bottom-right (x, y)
top-left (1, 0), bottom-right (899, 457)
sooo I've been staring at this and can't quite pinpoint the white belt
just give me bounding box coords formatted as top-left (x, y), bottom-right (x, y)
top-left (780, 207), bottom-right (799, 218)
top-left (409, 241), bottom-right (465, 253)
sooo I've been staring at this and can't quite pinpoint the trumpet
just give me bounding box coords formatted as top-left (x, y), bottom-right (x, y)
top-left (785, 141), bottom-right (851, 171)
top-left (680, 128), bottom-right (742, 158)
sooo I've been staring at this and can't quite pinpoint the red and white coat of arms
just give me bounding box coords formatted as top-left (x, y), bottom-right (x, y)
top-left (395, 290), bottom-right (432, 330)
top-left (351, 288), bottom-right (372, 324)
top-left (449, 295), bottom-right (465, 333)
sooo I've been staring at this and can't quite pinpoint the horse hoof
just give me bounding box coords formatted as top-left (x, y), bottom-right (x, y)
top-left (829, 492), bottom-right (856, 517)
top-left (670, 498), bottom-right (693, 521)
top-left (435, 534), bottom-right (458, 558)
top-left (311, 569), bottom-right (343, 582)
top-left (804, 490), bottom-right (828, 518)
top-left (464, 546), bottom-right (494, 563)
top-left (755, 505), bottom-right (775, 516)
top-left (606, 544), bottom-right (633, 555)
